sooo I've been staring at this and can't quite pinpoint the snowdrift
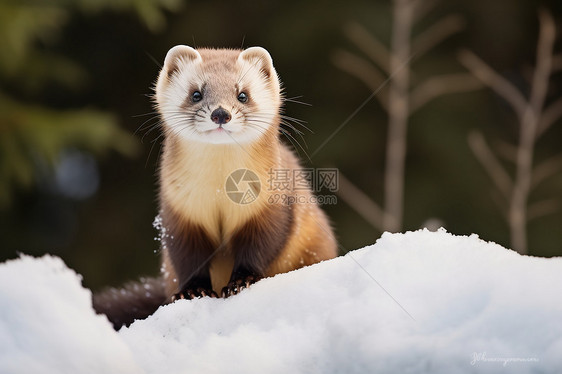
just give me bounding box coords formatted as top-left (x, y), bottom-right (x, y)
top-left (1, 229), bottom-right (561, 373)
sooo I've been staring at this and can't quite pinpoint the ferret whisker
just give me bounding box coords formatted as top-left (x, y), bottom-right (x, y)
top-left (247, 112), bottom-right (311, 131)
top-left (140, 124), bottom-right (163, 142)
top-left (134, 115), bottom-right (162, 132)
top-left (136, 114), bottom-right (180, 133)
top-left (136, 112), bottom-right (192, 132)
top-left (279, 126), bottom-right (307, 151)
top-left (279, 128), bottom-right (312, 164)
top-left (245, 123), bottom-right (268, 136)
top-left (280, 121), bottom-right (305, 136)
top-left (280, 115), bottom-right (308, 125)
top-left (281, 123), bottom-right (308, 149)
top-left (133, 111), bottom-right (161, 118)
top-left (145, 132), bottom-right (166, 168)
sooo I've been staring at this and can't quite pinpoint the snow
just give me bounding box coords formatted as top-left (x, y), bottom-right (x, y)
top-left (0, 255), bottom-right (142, 374)
top-left (1, 229), bottom-right (561, 373)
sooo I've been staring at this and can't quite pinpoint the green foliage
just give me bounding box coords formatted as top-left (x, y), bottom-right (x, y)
top-left (0, 94), bottom-right (136, 206)
top-left (0, 0), bottom-right (180, 207)
top-left (0, 3), bottom-right (77, 88)
top-left (78, 0), bottom-right (182, 32)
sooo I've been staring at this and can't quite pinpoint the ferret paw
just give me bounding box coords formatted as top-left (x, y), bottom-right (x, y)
top-left (221, 275), bottom-right (262, 298)
top-left (172, 288), bottom-right (218, 302)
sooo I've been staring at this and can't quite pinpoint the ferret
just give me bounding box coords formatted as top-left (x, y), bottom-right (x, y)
top-left (93, 46), bottom-right (337, 329)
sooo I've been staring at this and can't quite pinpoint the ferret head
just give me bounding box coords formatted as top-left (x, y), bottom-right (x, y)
top-left (155, 46), bottom-right (282, 145)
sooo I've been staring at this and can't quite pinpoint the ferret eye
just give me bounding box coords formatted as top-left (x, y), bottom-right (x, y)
top-left (191, 91), bottom-right (203, 103)
top-left (237, 92), bottom-right (248, 103)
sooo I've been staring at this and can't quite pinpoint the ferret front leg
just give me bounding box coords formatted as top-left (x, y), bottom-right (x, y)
top-left (161, 207), bottom-right (219, 301)
top-left (173, 275), bottom-right (218, 301)
top-left (221, 205), bottom-right (294, 298)
top-left (221, 267), bottom-right (263, 298)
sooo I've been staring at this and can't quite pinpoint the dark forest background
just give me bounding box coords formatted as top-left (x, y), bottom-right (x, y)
top-left (1, 0), bottom-right (561, 291)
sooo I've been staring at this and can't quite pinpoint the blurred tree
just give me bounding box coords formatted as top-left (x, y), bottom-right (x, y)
top-left (332, 0), bottom-right (481, 233)
top-left (461, 9), bottom-right (562, 254)
top-left (0, 0), bottom-right (180, 207)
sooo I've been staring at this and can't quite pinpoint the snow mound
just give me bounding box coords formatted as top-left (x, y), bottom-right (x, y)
top-left (0, 255), bottom-right (142, 374)
top-left (1, 230), bottom-right (561, 373)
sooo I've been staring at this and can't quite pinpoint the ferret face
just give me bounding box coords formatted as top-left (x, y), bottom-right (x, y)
top-left (155, 46), bottom-right (281, 145)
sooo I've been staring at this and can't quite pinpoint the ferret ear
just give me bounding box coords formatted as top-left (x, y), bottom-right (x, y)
top-left (238, 47), bottom-right (275, 79)
top-left (163, 45), bottom-right (202, 78)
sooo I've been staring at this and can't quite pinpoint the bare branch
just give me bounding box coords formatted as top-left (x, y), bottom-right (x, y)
top-left (528, 9), bottom-right (556, 116)
top-left (468, 131), bottom-right (512, 199)
top-left (528, 199), bottom-right (560, 221)
top-left (459, 49), bottom-right (528, 120)
top-left (344, 22), bottom-right (391, 74)
top-left (383, 0), bottom-right (415, 232)
top-left (335, 171), bottom-right (385, 232)
top-left (410, 73), bottom-right (483, 113)
top-left (332, 49), bottom-right (389, 110)
top-left (537, 96), bottom-right (562, 138)
top-left (412, 14), bottom-right (466, 58)
top-left (506, 9), bottom-right (557, 255)
top-left (531, 153), bottom-right (562, 188)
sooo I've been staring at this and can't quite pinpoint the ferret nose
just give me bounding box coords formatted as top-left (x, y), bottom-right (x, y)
top-left (211, 107), bottom-right (231, 125)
